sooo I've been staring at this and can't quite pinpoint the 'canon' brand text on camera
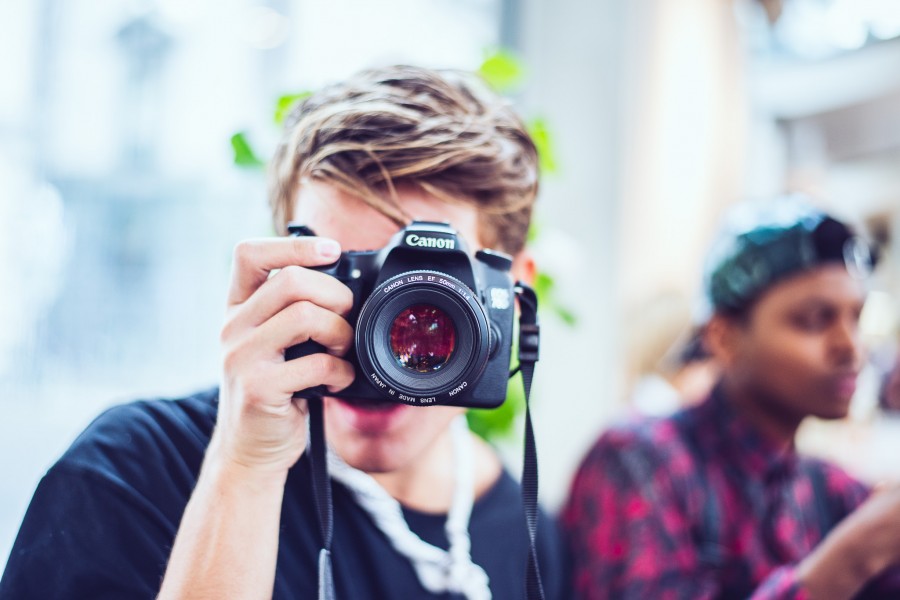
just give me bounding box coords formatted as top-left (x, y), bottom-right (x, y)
top-left (405, 234), bottom-right (456, 249)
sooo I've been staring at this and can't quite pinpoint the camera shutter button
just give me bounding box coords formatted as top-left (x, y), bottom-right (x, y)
top-left (475, 249), bottom-right (513, 271)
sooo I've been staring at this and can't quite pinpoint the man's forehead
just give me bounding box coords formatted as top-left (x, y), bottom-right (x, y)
top-left (758, 265), bottom-right (867, 309)
top-left (293, 180), bottom-right (483, 252)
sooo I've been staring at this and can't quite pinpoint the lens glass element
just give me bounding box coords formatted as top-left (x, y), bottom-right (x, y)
top-left (389, 304), bottom-right (456, 373)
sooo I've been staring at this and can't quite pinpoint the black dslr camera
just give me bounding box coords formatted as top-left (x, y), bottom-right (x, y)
top-left (286, 220), bottom-right (525, 409)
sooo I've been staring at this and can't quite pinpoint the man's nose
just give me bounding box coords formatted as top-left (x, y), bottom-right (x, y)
top-left (829, 314), bottom-right (862, 368)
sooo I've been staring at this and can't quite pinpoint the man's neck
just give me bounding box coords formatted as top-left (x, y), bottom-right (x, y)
top-left (720, 377), bottom-right (802, 452)
top-left (370, 428), bottom-right (501, 513)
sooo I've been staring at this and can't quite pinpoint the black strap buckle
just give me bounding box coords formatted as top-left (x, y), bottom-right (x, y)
top-left (519, 323), bottom-right (540, 363)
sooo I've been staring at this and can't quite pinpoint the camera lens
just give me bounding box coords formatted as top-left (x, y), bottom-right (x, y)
top-left (389, 304), bottom-right (456, 372)
top-left (356, 270), bottom-right (492, 404)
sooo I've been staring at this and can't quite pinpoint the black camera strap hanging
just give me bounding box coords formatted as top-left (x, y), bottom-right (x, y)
top-left (514, 282), bottom-right (545, 600)
top-left (307, 396), bottom-right (335, 600)
top-left (306, 282), bottom-right (544, 600)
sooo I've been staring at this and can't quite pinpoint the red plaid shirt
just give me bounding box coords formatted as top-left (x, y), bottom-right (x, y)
top-left (562, 387), bottom-right (900, 599)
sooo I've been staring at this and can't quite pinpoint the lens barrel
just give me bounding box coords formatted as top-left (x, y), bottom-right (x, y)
top-left (355, 270), bottom-right (491, 404)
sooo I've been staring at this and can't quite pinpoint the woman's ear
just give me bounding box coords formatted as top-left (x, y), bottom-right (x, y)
top-left (510, 249), bottom-right (536, 286)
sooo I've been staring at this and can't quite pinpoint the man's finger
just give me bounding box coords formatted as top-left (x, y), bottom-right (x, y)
top-left (273, 353), bottom-right (355, 397)
top-left (225, 265), bottom-right (353, 334)
top-left (253, 300), bottom-right (354, 357)
top-left (227, 237), bottom-right (341, 306)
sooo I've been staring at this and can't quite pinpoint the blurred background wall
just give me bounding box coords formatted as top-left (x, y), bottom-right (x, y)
top-left (2, 0), bottom-right (900, 562)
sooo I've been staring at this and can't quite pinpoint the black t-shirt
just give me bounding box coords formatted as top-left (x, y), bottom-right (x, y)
top-left (0, 388), bottom-right (569, 599)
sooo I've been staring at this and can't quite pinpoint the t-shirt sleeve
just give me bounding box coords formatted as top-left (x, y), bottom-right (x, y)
top-left (0, 462), bottom-right (175, 599)
top-left (0, 395), bottom-right (214, 600)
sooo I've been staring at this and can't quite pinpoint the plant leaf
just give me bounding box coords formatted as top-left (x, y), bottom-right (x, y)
top-left (274, 91), bottom-right (312, 125)
top-left (527, 117), bottom-right (558, 175)
top-left (526, 221), bottom-right (540, 243)
top-left (231, 132), bottom-right (265, 169)
top-left (552, 304), bottom-right (577, 327)
top-left (534, 272), bottom-right (578, 326)
top-left (479, 49), bottom-right (525, 93)
top-left (467, 371), bottom-right (524, 440)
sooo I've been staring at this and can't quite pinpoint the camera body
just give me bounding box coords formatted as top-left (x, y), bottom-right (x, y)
top-left (286, 221), bottom-right (517, 409)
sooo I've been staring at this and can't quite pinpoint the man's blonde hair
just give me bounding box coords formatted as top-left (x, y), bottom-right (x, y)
top-left (268, 65), bottom-right (539, 255)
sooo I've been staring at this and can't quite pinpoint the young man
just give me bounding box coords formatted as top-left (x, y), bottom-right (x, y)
top-left (1, 65), bottom-right (567, 599)
top-left (563, 201), bottom-right (900, 599)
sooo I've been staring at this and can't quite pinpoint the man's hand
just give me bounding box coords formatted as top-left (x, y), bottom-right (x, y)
top-left (799, 484), bottom-right (900, 599)
top-left (159, 235), bottom-right (355, 600)
top-left (839, 484), bottom-right (900, 575)
top-left (211, 236), bottom-right (355, 476)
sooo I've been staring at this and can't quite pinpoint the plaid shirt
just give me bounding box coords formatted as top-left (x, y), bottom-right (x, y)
top-left (562, 387), bottom-right (900, 599)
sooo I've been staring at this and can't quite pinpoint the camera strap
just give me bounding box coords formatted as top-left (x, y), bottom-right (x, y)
top-left (307, 396), bottom-right (335, 600)
top-left (514, 283), bottom-right (545, 600)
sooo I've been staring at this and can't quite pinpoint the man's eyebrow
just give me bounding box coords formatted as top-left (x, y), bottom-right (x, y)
top-left (790, 295), bottom-right (865, 310)
top-left (792, 296), bottom-right (833, 307)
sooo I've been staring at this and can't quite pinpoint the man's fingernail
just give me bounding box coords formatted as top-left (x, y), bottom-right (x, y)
top-left (316, 239), bottom-right (340, 259)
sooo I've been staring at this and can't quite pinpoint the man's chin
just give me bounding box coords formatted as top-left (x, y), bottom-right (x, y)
top-left (816, 408), bottom-right (851, 421)
top-left (812, 396), bottom-right (853, 421)
top-left (342, 454), bottom-right (404, 474)
top-left (333, 437), bottom-right (417, 474)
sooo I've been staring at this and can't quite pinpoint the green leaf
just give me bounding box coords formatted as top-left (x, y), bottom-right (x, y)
top-left (527, 117), bottom-right (558, 175)
top-left (467, 371), bottom-right (525, 441)
top-left (231, 132), bottom-right (265, 169)
top-left (479, 50), bottom-right (525, 93)
top-left (533, 271), bottom-right (578, 327)
top-left (274, 91), bottom-right (312, 125)
top-left (552, 304), bottom-right (577, 327)
top-left (533, 271), bottom-right (555, 299)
